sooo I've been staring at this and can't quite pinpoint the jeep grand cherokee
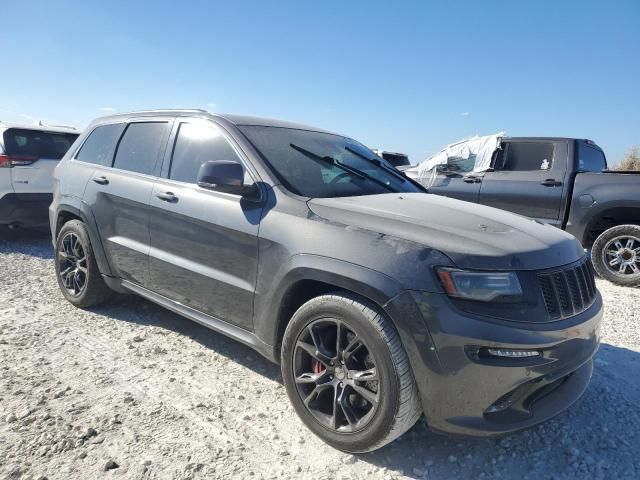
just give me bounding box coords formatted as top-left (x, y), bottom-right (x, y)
top-left (50, 110), bottom-right (602, 452)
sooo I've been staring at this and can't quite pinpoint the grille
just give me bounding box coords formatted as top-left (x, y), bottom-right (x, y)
top-left (538, 258), bottom-right (597, 320)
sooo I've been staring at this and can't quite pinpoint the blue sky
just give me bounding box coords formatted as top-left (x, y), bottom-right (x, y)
top-left (1, 0), bottom-right (638, 165)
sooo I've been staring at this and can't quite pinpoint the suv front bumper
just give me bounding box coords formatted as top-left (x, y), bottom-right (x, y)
top-left (384, 290), bottom-right (602, 436)
top-left (0, 193), bottom-right (53, 226)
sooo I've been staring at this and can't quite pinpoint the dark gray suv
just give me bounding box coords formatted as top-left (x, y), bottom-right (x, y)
top-left (50, 110), bottom-right (602, 452)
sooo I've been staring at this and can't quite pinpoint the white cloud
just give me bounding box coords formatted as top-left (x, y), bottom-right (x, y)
top-left (461, 112), bottom-right (471, 117)
top-left (99, 107), bottom-right (116, 112)
top-left (207, 103), bottom-right (216, 109)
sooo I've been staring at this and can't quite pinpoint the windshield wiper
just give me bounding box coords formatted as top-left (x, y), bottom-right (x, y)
top-left (344, 146), bottom-right (407, 183)
top-left (289, 143), bottom-right (397, 192)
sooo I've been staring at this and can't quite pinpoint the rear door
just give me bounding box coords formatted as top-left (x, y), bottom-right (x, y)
top-left (148, 119), bottom-right (262, 329)
top-left (3, 128), bottom-right (78, 193)
top-left (82, 119), bottom-right (172, 286)
top-left (478, 140), bottom-right (568, 226)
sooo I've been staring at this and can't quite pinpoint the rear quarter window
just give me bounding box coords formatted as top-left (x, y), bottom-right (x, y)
top-left (2, 128), bottom-right (79, 160)
top-left (75, 123), bottom-right (126, 166)
top-left (578, 143), bottom-right (606, 172)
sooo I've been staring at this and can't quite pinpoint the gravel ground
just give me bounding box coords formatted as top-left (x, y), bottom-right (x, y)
top-left (0, 228), bottom-right (639, 480)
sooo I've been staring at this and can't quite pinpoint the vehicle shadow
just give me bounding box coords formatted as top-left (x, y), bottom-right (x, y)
top-left (0, 226), bottom-right (53, 259)
top-left (95, 292), bottom-right (640, 478)
top-left (88, 294), bottom-right (283, 383)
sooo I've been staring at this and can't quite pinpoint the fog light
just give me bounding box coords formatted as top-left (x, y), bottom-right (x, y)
top-left (486, 348), bottom-right (540, 358)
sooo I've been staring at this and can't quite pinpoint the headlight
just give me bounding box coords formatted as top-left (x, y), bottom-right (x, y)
top-left (436, 268), bottom-right (523, 302)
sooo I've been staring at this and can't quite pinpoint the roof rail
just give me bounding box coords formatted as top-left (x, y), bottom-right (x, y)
top-left (37, 120), bottom-right (77, 130)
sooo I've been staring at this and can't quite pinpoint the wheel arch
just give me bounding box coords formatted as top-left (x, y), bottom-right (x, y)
top-left (54, 203), bottom-right (113, 276)
top-left (581, 205), bottom-right (640, 248)
top-left (254, 255), bottom-right (404, 355)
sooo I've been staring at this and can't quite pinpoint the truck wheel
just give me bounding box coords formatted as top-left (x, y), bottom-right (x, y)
top-left (591, 224), bottom-right (640, 287)
top-left (281, 292), bottom-right (422, 453)
top-left (55, 219), bottom-right (114, 307)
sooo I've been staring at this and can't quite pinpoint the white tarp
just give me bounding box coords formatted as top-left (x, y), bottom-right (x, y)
top-left (406, 132), bottom-right (505, 188)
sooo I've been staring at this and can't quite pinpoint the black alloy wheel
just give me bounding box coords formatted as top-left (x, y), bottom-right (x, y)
top-left (58, 232), bottom-right (88, 296)
top-left (55, 219), bottom-right (113, 308)
top-left (293, 319), bottom-right (380, 432)
top-left (281, 293), bottom-right (422, 453)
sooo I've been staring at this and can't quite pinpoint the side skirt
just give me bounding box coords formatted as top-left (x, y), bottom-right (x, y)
top-left (108, 276), bottom-right (279, 363)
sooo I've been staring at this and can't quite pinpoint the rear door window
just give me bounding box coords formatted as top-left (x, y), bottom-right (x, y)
top-left (113, 122), bottom-right (170, 175)
top-left (578, 143), bottom-right (606, 172)
top-left (76, 123), bottom-right (125, 166)
top-left (502, 142), bottom-right (554, 171)
top-left (2, 128), bottom-right (79, 160)
top-left (169, 122), bottom-right (242, 184)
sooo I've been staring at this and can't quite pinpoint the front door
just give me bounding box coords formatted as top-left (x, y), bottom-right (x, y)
top-left (83, 120), bottom-right (172, 286)
top-left (148, 120), bottom-right (261, 329)
top-left (425, 156), bottom-right (482, 203)
top-left (478, 140), bottom-right (568, 226)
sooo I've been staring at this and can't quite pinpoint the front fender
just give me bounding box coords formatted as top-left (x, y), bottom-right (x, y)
top-left (253, 253), bottom-right (404, 349)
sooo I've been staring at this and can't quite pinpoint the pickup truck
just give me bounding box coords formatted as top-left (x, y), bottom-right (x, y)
top-left (406, 137), bottom-right (640, 287)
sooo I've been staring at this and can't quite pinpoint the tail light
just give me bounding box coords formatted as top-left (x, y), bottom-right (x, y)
top-left (0, 155), bottom-right (38, 168)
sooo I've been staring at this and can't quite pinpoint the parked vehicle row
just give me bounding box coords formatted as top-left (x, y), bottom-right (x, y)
top-left (405, 137), bottom-right (640, 287)
top-left (48, 110), bottom-right (602, 452)
top-left (0, 122), bottom-right (79, 228)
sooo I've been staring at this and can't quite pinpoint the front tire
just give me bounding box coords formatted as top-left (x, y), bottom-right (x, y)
top-left (281, 292), bottom-right (422, 453)
top-left (55, 219), bottom-right (113, 307)
top-left (591, 224), bottom-right (640, 287)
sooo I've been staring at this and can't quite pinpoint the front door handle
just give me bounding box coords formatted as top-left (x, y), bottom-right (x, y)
top-left (155, 192), bottom-right (178, 203)
top-left (463, 176), bottom-right (482, 183)
top-left (92, 176), bottom-right (109, 185)
top-left (540, 178), bottom-right (562, 187)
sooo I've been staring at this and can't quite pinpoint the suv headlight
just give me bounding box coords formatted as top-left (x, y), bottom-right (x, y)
top-left (436, 268), bottom-right (523, 302)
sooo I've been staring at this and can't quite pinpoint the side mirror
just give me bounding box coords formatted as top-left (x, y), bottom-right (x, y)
top-left (197, 160), bottom-right (255, 196)
top-left (436, 164), bottom-right (453, 175)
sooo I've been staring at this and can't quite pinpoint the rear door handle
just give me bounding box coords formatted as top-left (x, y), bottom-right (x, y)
top-left (155, 192), bottom-right (178, 203)
top-left (92, 176), bottom-right (109, 185)
top-left (540, 178), bottom-right (562, 187)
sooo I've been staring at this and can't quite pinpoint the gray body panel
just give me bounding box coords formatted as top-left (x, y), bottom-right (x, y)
top-left (83, 165), bottom-right (155, 285)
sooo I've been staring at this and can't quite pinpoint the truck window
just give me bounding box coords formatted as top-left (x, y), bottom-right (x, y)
top-left (578, 143), bottom-right (606, 172)
top-left (501, 142), bottom-right (554, 172)
top-left (446, 155), bottom-right (475, 173)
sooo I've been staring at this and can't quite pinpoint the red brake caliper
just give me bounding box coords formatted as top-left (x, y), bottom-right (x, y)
top-left (312, 359), bottom-right (325, 374)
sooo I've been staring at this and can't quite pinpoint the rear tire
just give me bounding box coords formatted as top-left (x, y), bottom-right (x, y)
top-left (55, 219), bottom-right (113, 307)
top-left (591, 224), bottom-right (640, 287)
top-left (281, 292), bottom-right (422, 453)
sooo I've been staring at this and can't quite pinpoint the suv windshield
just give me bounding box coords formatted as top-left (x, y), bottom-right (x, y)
top-left (3, 128), bottom-right (79, 160)
top-left (239, 126), bottom-right (422, 198)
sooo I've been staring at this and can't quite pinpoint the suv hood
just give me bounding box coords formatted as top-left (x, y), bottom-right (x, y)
top-left (308, 193), bottom-right (584, 271)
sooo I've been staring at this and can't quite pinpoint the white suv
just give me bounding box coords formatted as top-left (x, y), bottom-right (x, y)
top-left (0, 122), bottom-right (79, 228)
